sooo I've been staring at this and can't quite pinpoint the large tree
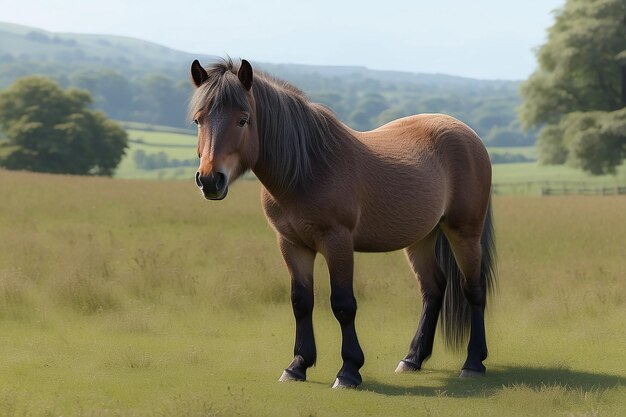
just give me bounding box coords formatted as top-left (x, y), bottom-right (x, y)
top-left (520, 0), bottom-right (626, 174)
top-left (0, 76), bottom-right (127, 176)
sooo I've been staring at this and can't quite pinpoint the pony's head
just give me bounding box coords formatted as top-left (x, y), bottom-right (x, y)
top-left (188, 59), bottom-right (259, 200)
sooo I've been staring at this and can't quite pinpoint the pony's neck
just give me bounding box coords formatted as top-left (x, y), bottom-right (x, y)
top-left (250, 75), bottom-right (352, 198)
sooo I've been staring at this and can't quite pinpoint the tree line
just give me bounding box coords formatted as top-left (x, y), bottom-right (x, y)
top-left (520, 0), bottom-right (626, 174)
top-left (0, 60), bottom-right (533, 148)
top-left (133, 150), bottom-right (196, 170)
top-left (2, 0), bottom-right (625, 176)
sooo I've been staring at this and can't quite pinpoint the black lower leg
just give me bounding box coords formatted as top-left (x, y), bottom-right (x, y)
top-left (462, 304), bottom-right (487, 373)
top-left (401, 297), bottom-right (442, 369)
top-left (462, 284), bottom-right (488, 373)
top-left (283, 280), bottom-right (315, 380)
top-left (331, 290), bottom-right (364, 387)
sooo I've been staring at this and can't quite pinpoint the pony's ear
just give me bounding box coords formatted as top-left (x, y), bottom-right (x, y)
top-left (238, 59), bottom-right (253, 91)
top-left (191, 60), bottom-right (209, 87)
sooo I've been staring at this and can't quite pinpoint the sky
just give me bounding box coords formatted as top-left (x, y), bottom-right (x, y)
top-left (1, 0), bottom-right (564, 80)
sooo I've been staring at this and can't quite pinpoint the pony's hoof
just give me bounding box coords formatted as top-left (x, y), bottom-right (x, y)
top-left (459, 369), bottom-right (485, 378)
top-left (278, 370), bottom-right (305, 382)
top-left (395, 360), bottom-right (420, 373)
top-left (332, 377), bottom-right (358, 389)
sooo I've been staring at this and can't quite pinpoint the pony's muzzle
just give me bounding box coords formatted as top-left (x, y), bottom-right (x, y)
top-left (196, 171), bottom-right (228, 200)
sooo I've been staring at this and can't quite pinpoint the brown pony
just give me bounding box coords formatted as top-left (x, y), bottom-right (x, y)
top-left (188, 58), bottom-right (496, 389)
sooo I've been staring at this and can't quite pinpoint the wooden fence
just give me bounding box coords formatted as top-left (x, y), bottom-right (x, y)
top-left (492, 182), bottom-right (626, 196)
top-left (539, 186), bottom-right (626, 196)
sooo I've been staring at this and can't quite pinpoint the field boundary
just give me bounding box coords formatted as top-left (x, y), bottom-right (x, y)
top-left (118, 120), bottom-right (196, 135)
top-left (128, 139), bottom-right (195, 148)
top-left (493, 181), bottom-right (626, 196)
top-left (540, 185), bottom-right (626, 196)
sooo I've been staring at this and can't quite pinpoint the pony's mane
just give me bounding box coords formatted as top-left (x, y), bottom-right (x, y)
top-left (189, 59), bottom-right (350, 193)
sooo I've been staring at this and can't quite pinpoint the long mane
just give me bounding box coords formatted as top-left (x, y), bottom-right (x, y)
top-left (189, 59), bottom-right (352, 192)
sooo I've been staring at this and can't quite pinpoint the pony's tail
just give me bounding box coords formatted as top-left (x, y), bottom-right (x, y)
top-left (435, 199), bottom-right (497, 351)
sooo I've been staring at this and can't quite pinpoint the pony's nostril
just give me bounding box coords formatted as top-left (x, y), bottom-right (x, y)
top-left (215, 172), bottom-right (226, 191)
top-left (196, 171), bottom-right (227, 198)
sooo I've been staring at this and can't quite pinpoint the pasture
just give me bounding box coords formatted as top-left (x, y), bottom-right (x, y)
top-left (0, 170), bottom-right (624, 416)
top-left (115, 128), bottom-right (626, 196)
top-left (114, 129), bottom-right (197, 180)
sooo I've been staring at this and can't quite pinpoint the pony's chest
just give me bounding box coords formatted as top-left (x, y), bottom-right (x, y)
top-left (261, 193), bottom-right (337, 250)
top-left (265, 207), bottom-right (324, 249)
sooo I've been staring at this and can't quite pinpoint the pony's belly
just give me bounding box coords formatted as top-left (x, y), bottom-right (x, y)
top-left (352, 219), bottom-right (438, 252)
top-left (353, 239), bottom-right (414, 253)
top-left (350, 190), bottom-right (444, 252)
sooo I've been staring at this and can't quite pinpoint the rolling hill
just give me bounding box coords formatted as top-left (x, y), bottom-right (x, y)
top-left (0, 21), bottom-right (517, 86)
top-left (0, 21), bottom-right (534, 146)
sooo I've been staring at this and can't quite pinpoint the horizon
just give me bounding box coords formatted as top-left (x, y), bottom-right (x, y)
top-left (1, 0), bottom-right (564, 80)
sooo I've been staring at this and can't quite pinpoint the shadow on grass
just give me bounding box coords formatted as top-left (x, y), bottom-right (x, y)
top-left (360, 366), bottom-right (626, 397)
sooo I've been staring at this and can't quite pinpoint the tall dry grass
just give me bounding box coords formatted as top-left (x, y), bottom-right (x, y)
top-left (1, 170), bottom-right (624, 321)
top-left (0, 170), bottom-right (292, 318)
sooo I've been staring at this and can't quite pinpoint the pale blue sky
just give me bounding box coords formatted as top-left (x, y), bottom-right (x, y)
top-left (1, 0), bottom-right (564, 79)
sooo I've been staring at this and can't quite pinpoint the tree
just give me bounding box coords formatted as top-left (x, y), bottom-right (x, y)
top-left (484, 127), bottom-right (535, 147)
top-left (520, 0), bottom-right (626, 174)
top-left (136, 75), bottom-right (189, 128)
top-left (0, 76), bottom-right (127, 175)
top-left (69, 69), bottom-right (134, 120)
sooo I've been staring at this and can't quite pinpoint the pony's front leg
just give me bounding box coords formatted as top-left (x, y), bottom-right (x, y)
top-left (320, 229), bottom-right (365, 389)
top-left (277, 236), bottom-right (317, 382)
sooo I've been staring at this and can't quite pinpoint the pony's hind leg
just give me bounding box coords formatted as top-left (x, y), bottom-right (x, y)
top-left (277, 236), bottom-right (317, 382)
top-left (396, 230), bottom-right (446, 373)
top-left (441, 226), bottom-right (488, 377)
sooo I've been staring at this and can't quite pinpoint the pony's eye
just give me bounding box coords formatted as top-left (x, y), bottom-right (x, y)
top-left (193, 119), bottom-right (199, 126)
top-left (237, 118), bottom-right (248, 127)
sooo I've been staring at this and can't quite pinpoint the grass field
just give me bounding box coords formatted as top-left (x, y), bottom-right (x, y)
top-left (114, 129), bottom-right (197, 180)
top-left (487, 146), bottom-right (537, 159)
top-left (115, 128), bottom-right (626, 194)
top-left (1, 170), bottom-right (624, 416)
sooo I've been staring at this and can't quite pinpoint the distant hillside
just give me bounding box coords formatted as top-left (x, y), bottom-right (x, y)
top-left (0, 21), bottom-right (535, 146)
top-left (0, 22), bottom-right (517, 85)
top-left (0, 21), bottom-right (214, 77)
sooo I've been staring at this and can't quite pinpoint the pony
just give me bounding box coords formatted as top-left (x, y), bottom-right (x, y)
top-left (188, 58), bottom-right (496, 389)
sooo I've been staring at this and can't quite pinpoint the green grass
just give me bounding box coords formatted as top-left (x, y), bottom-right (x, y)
top-left (117, 121), bottom-right (196, 136)
top-left (114, 127), bottom-right (626, 193)
top-left (115, 129), bottom-right (197, 179)
top-left (492, 163), bottom-right (626, 195)
top-left (493, 162), bottom-right (626, 183)
top-left (487, 146), bottom-right (537, 160)
top-left (0, 169), bottom-right (624, 416)
top-left (487, 146), bottom-right (537, 158)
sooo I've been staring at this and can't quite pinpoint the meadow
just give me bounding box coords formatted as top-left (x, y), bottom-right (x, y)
top-left (114, 129), bottom-right (197, 180)
top-left (115, 128), bottom-right (626, 196)
top-left (0, 170), bottom-right (625, 417)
